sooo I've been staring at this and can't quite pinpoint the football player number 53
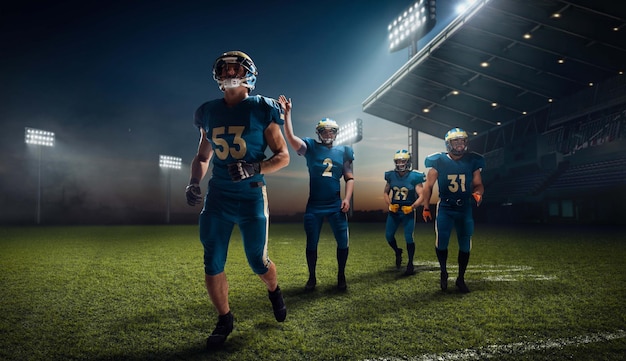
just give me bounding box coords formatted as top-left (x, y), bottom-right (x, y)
top-left (212, 126), bottom-right (247, 160)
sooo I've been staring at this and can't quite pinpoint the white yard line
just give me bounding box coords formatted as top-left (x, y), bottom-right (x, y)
top-left (363, 330), bottom-right (626, 361)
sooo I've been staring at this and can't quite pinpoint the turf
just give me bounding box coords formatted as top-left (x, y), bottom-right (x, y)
top-left (0, 223), bottom-right (624, 360)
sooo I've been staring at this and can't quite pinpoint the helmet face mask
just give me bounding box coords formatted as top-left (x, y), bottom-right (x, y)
top-left (212, 51), bottom-right (258, 92)
top-left (445, 128), bottom-right (469, 156)
top-left (393, 149), bottom-right (411, 172)
top-left (316, 118), bottom-right (339, 145)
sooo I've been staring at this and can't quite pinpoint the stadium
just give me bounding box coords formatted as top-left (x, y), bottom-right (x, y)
top-left (1, 1), bottom-right (625, 360)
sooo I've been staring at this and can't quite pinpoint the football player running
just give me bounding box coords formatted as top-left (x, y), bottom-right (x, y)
top-left (279, 95), bottom-right (355, 292)
top-left (421, 128), bottom-right (485, 293)
top-left (186, 51), bottom-right (290, 348)
top-left (383, 150), bottom-right (427, 276)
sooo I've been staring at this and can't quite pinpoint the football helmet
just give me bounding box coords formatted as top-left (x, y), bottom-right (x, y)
top-left (212, 51), bottom-right (258, 91)
top-left (445, 127), bottom-right (469, 156)
top-left (316, 118), bottom-right (339, 145)
top-left (393, 149), bottom-right (412, 172)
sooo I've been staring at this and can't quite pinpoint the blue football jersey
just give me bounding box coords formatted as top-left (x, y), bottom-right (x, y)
top-left (425, 152), bottom-right (485, 204)
top-left (302, 138), bottom-right (355, 212)
top-left (194, 95), bottom-right (284, 189)
top-left (384, 170), bottom-right (426, 206)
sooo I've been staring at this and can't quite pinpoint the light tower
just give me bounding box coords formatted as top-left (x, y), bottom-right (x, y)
top-left (25, 127), bottom-right (55, 224)
top-left (159, 155), bottom-right (182, 224)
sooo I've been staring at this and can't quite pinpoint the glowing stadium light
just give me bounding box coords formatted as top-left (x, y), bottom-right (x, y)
top-left (159, 155), bottom-right (182, 224)
top-left (388, 0), bottom-right (436, 53)
top-left (335, 118), bottom-right (363, 145)
top-left (159, 155), bottom-right (182, 169)
top-left (25, 127), bottom-right (55, 147)
top-left (24, 127), bottom-right (55, 224)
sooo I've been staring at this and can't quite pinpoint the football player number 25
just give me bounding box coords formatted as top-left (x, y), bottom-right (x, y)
top-left (447, 174), bottom-right (466, 193)
top-left (212, 126), bottom-right (247, 160)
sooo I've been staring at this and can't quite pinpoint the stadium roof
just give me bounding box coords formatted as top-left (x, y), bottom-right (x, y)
top-left (363, 0), bottom-right (626, 143)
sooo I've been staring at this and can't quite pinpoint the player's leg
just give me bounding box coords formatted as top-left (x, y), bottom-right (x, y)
top-left (454, 208), bottom-right (474, 293)
top-left (385, 213), bottom-right (403, 269)
top-left (402, 212), bottom-right (416, 275)
top-left (434, 204), bottom-right (453, 290)
top-left (303, 212), bottom-right (323, 290)
top-left (239, 186), bottom-right (286, 321)
top-left (328, 211), bottom-right (349, 290)
top-left (199, 198), bottom-right (235, 347)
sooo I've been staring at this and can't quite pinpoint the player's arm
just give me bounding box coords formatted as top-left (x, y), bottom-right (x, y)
top-left (261, 121), bottom-right (290, 174)
top-left (471, 169), bottom-right (484, 206)
top-left (341, 161), bottom-right (354, 213)
top-left (383, 182), bottom-right (392, 206)
top-left (411, 183), bottom-right (424, 209)
top-left (421, 168), bottom-right (438, 221)
top-left (186, 128), bottom-right (213, 206)
top-left (278, 95), bottom-right (307, 155)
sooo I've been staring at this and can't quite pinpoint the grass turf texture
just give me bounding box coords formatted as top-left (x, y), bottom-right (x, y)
top-left (0, 223), bottom-right (624, 361)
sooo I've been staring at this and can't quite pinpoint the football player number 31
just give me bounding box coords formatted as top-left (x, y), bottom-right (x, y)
top-left (447, 174), bottom-right (467, 193)
top-left (212, 126), bottom-right (247, 160)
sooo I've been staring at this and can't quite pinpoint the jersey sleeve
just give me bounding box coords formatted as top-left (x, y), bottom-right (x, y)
top-left (384, 170), bottom-right (392, 183)
top-left (410, 170), bottom-right (426, 185)
top-left (344, 146), bottom-right (355, 162)
top-left (424, 152), bottom-right (443, 169)
top-left (260, 95), bottom-right (285, 126)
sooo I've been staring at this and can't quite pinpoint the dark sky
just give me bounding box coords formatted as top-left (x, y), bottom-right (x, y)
top-left (1, 1), bottom-right (456, 222)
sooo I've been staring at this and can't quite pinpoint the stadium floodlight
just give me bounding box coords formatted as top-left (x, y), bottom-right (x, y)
top-left (335, 118), bottom-right (363, 146)
top-left (25, 127), bottom-right (55, 225)
top-left (159, 155), bottom-right (182, 224)
top-left (388, 0), bottom-right (437, 54)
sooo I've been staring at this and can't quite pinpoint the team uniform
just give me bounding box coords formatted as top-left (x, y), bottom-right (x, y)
top-left (186, 50), bottom-right (288, 348)
top-left (194, 95), bottom-right (284, 275)
top-left (301, 137), bottom-right (354, 251)
top-left (424, 151), bottom-right (484, 253)
top-left (384, 169), bottom-right (425, 251)
top-left (422, 127), bottom-right (485, 293)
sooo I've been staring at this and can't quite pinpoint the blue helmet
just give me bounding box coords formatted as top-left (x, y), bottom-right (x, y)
top-left (212, 51), bottom-right (258, 92)
top-left (444, 127), bottom-right (469, 156)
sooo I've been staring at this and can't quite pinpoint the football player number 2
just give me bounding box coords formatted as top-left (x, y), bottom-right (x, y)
top-left (447, 174), bottom-right (466, 193)
top-left (322, 158), bottom-right (333, 177)
top-left (212, 126), bottom-right (247, 160)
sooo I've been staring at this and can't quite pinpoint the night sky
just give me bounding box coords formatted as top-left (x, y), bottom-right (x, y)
top-left (1, 1), bottom-right (456, 223)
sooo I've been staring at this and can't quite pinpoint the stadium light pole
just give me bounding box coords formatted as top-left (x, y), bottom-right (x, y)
top-left (388, 0), bottom-right (437, 57)
top-left (25, 127), bottom-right (55, 225)
top-left (159, 155), bottom-right (182, 224)
top-left (335, 119), bottom-right (363, 217)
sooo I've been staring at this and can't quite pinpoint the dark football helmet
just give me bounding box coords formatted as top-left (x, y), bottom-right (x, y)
top-left (212, 51), bottom-right (258, 92)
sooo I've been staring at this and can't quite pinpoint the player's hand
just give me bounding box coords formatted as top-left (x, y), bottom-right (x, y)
top-left (472, 192), bottom-right (482, 207)
top-left (185, 183), bottom-right (203, 206)
top-left (401, 205), bottom-right (414, 215)
top-left (341, 199), bottom-right (350, 213)
top-left (389, 204), bottom-right (399, 213)
top-left (227, 161), bottom-right (261, 182)
top-left (278, 95), bottom-right (292, 113)
top-left (422, 207), bottom-right (432, 222)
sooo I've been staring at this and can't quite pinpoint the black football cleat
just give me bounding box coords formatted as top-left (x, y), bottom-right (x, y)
top-left (268, 286), bottom-right (287, 322)
top-left (337, 274), bottom-right (347, 291)
top-left (404, 263), bottom-right (415, 276)
top-left (455, 278), bottom-right (470, 293)
top-left (304, 277), bottom-right (316, 292)
top-left (395, 249), bottom-right (403, 269)
top-left (440, 271), bottom-right (448, 291)
top-left (206, 311), bottom-right (234, 348)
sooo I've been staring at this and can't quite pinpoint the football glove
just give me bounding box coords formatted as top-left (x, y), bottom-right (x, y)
top-left (185, 183), bottom-right (203, 206)
top-left (388, 204), bottom-right (399, 213)
top-left (472, 192), bottom-right (482, 207)
top-left (401, 205), bottom-right (414, 215)
top-left (227, 161), bottom-right (261, 182)
top-left (422, 207), bottom-right (432, 222)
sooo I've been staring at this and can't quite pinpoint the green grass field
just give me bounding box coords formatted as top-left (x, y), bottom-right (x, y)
top-left (1, 222), bottom-right (625, 361)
